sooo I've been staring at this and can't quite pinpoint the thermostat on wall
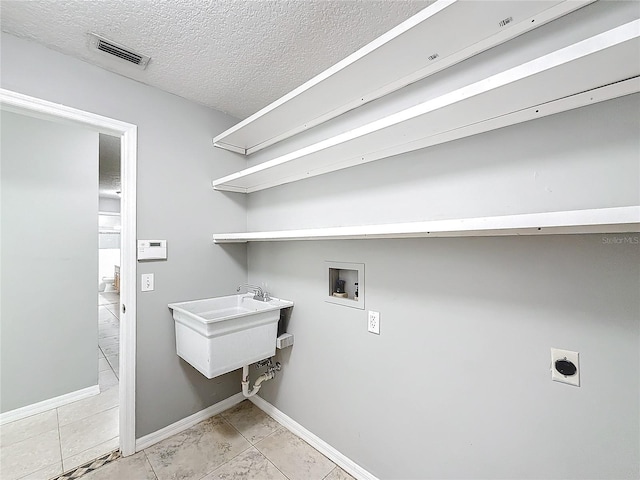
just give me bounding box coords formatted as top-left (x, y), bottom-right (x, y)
top-left (137, 240), bottom-right (167, 261)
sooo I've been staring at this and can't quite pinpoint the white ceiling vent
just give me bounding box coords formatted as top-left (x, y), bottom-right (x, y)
top-left (89, 33), bottom-right (150, 69)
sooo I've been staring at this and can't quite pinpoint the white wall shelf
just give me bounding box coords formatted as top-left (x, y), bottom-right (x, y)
top-left (212, 0), bottom-right (593, 155)
top-left (212, 207), bottom-right (640, 243)
top-left (212, 22), bottom-right (640, 194)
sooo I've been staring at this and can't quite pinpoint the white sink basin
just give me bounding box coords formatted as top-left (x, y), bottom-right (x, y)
top-left (168, 294), bottom-right (293, 379)
top-left (169, 294), bottom-right (292, 324)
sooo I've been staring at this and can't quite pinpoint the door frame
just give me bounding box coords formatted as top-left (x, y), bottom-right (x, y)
top-left (0, 88), bottom-right (137, 456)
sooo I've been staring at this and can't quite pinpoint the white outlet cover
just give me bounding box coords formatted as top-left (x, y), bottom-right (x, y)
top-left (368, 310), bottom-right (380, 335)
top-left (551, 348), bottom-right (580, 387)
top-left (141, 273), bottom-right (154, 292)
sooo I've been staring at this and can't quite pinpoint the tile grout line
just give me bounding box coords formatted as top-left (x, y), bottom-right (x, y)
top-left (104, 307), bottom-right (119, 321)
top-left (110, 361), bottom-right (118, 379)
top-left (253, 423), bottom-right (286, 449)
top-left (41, 297), bottom-right (121, 479)
top-left (142, 450), bottom-right (160, 480)
top-left (254, 425), bottom-right (299, 480)
top-left (60, 435), bottom-right (119, 471)
top-left (252, 427), bottom-right (311, 480)
top-left (223, 406), bottom-right (293, 480)
top-left (179, 414), bottom-right (254, 480)
top-left (322, 466), bottom-right (339, 480)
top-left (218, 414), bottom-right (256, 457)
top-left (58, 387), bottom-right (119, 429)
top-left (56, 407), bottom-right (64, 475)
top-left (219, 407), bottom-right (285, 449)
top-left (99, 303), bottom-right (119, 318)
top-left (250, 417), bottom-right (339, 480)
top-left (58, 405), bottom-right (120, 463)
top-left (264, 453), bottom-right (294, 480)
top-left (86, 401), bottom-right (342, 480)
top-left (98, 345), bottom-right (108, 360)
top-left (0, 411), bottom-right (55, 448)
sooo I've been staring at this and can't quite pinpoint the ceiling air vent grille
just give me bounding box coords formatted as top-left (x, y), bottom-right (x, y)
top-left (89, 33), bottom-right (150, 69)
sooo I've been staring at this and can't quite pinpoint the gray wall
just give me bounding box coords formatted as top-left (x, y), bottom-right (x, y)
top-left (1, 33), bottom-right (248, 436)
top-left (249, 236), bottom-right (639, 480)
top-left (1, 111), bottom-right (99, 412)
top-left (245, 88), bottom-right (640, 480)
top-left (247, 95), bottom-right (640, 231)
top-left (243, 3), bottom-right (640, 478)
top-left (247, 98), bottom-right (640, 479)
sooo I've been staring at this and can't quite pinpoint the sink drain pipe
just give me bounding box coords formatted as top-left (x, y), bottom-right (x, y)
top-left (242, 359), bottom-right (280, 398)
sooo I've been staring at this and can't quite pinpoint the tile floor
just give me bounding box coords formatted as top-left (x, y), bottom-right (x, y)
top-left (2, 289), bottom-right (356, 480)
top-left (0, 291), bottom-right (120, 480)
top-left (81, 400), bottom-right (356, 480)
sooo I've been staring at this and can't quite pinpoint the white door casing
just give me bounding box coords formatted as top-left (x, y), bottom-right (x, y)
top-left (0, 88), bottom-right (137, 456)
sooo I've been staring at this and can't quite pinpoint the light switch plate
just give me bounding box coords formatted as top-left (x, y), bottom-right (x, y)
top-left (141, 273), bottom-right (154, 292)
top-left (368, 311), bottom-right (380, 335)
top-left (551, 347), bottom-right (580, 386)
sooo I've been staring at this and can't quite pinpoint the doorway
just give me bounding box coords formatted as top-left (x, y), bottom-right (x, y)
top-left (93, 133), bottom-right (123, 461)
top-left (98, 132), bottom-right (122, 394)
top-left (0, 89), bottom-right (137, 463)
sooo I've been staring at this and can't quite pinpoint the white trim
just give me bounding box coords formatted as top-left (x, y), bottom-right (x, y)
top-left (219, 77), bottom-right (638, 194)
top-left (0, 88), bottom-right (137, 456)
top-left (212, 21), bottom-right (640, 193)
top-left (0, 89), bottom-right (133, 134)
top-left (249, 395), bottom-right (379, 480)
top-left (212, 140), bottom-right (246, 155)
top-left (119, 123), bottom-right (137, 456)
top-left (213, 207), bottom-right (640, 243)
top-left (135, 392), bottom-right (245, 451)
top-left (212, 0), bottom-right (592, 154)
top-left (0, 386), bottom-right (99, 425)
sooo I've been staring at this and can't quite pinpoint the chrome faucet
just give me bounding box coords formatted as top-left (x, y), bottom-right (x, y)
top-left (237, 284), bottom-right (270, 302)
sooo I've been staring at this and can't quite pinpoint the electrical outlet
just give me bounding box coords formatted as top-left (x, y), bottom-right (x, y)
top-left (141, 273), bottom-right (154, 292)
top-left (368, 310), bottom-right (380, 334)
top-left (551, 348), bottom-right (580, 386)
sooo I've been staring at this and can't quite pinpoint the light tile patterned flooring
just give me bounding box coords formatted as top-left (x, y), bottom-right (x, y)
top-left (0, 291), bottom-right (120, 480)
top-left (2, 288), bottom-right (355, 480)
top-left (82, 400), bottom-right (355, 480)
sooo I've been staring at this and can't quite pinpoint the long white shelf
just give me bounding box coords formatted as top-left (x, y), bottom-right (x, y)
top-left (212, 21), bottom-right (640, 194)
top-left (212, 0), bottom-right (593, 155)
top-left (213, 207), bottom-right (640, 243)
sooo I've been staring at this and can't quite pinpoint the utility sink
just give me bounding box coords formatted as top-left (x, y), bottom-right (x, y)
top-left (168, 294), bottom-right (293, 379)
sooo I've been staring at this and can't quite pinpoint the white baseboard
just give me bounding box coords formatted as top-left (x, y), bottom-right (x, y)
top-left (249, 395), bottom-right (379, 480)
top-left (0, 385), bottom-right (100, 425)
top-left (135, 392), bottom-right (245, 451)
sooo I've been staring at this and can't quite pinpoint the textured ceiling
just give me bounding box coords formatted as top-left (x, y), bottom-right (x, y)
top-left (0, 0), bottom-right (430, 119)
